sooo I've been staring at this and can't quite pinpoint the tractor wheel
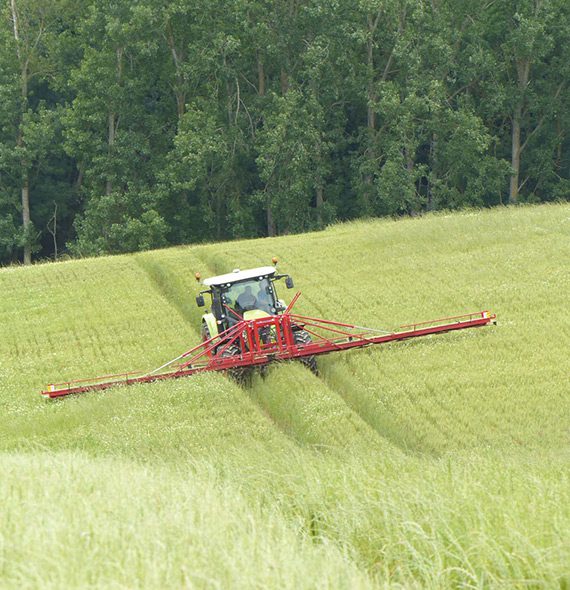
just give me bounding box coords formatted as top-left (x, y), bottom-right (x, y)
top-left (202, 323), bottom-right (216, 357)
top-left (221, 344), bottom-right (249, 384)
top-left (293, 330), bottom-right (318, 375)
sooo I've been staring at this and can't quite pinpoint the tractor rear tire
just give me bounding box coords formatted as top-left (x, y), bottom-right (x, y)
top-left (294, 330), bottom-right (318, 375)
top-left (221, 344), bottom-right (249, 384)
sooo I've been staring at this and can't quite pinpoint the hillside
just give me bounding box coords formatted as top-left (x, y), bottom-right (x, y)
top-left (1, 204), bottom-right (569, 588)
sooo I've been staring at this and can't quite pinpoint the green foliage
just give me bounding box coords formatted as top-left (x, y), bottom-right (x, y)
top-left (0, 0), bottom-right (569, 264)
top-left (0, 215), bottom-right (17, 258)
top-left (69, 193), bottom-right (167, 255)
top-left (255, 89), bottom-right (327, 233)
top-left (163, 102), bottom-right (257, 242)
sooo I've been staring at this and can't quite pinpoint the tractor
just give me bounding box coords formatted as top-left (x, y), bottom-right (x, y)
top-left (194, 261), bottom-right (317, 374)
top-left (42, 259), bottom-right (496, 399)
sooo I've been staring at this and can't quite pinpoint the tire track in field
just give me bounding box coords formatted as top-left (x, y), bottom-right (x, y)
top-left (315, 354), bottom-right (431, 455)
top-left (134, 254), bottom-right (198, 328)
top-left (316, 349), bottom-right (489, 456)
top-left (193, 249), bottom-right (319, 448)
top-left (105, 252), bottom-right (457, 454)
top-left (158, 247), bottom-right (397, 452)
top-left (186, 248), bottom-right (375, 450)
top-left (193, 247), bottom-right (231, 287)
top-left (195, 248), bottom-right (401, 452)
top-left (247, 363), bottom-right (395, 453)
top-left (135, 249), bottom-right (310, 449)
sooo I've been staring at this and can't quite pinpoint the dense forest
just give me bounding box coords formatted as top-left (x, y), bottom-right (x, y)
top-left (0, 0), bottom-right (568, 265)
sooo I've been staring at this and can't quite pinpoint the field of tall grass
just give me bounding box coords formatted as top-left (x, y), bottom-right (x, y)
top-left (1, 204), bottom-right (568, 588)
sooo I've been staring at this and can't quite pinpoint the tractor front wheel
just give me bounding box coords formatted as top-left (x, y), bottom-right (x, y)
top-left (202, 323), bottom-right (216, 357)
top-left (293, 330), bottom-right (318, 375)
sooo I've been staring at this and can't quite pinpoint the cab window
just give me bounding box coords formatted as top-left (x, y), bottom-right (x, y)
top-left (223, 278), bottom-right (274, 313)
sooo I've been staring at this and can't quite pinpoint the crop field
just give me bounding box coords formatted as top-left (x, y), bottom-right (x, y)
top-left (0, 204), bottom-right (569, 588)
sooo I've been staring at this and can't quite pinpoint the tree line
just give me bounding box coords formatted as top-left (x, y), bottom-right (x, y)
top-left (1, 0), bottom-right (568, 265)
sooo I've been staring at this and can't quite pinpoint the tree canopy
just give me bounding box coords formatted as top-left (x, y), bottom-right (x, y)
top-left (0, 0), bottom-right (568, 264)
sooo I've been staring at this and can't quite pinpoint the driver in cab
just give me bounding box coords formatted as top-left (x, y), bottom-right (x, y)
top-left (235, 285), bottom-right (258, 312)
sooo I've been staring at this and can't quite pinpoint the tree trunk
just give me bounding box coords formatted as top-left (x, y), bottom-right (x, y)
top-left (226, 78), bottom-right (233, 126)
top-left (22, 176), bottom-right (31, 264)
top-left (405, 148), bottom-right (418, 215)
top-left (509, 59), bottom-right (530, 204)
top-left (74, 164), bottom-right (84, 194)
top-left (366, 12), bottom-right (381, 132)
top-left (367, 31), bottom-right (376, 131)
top-left (280, 69), bottom-right (289, 96)
top-left (215, 190), bottom-right (222, 240)
top-left (258, 57), bottom-right (274, 235)
top-left (267, 204), bottom-right (275, 237)
top-left (256, 54), bottom-right (273, 235)
top-left (428, 133), bottom-right (437, 211)
top-left (106, 48), bottom-right (123, 195)
top-left (20, 74), bottom-right (31, 264)
top-left (257, 54), bottom-right (265, 96)
top-left (12, 0), bottom-right (33, 264)
top-left (166, 26), bottom-right (186, 119)
top-left (509, 104), bottom-right (522, 204)
top-left (47, 202), bottom-right (58, 261)
top-left (316, 185), bottom-right (324, 224)
top-left (19, 84), bottom-right (31, 264)
top-left (405, 149), bottom-right (415, 176)
top-left (176, 92), bottom-right (186, 120)
top-left (361, 11), bottom-right (382, 216)
top-left (106, 111), bottom-right (115, 195)
top-left (555, 118), bottom-right (562, 171)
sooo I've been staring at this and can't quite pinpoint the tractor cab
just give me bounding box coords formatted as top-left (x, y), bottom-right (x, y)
top-left (195, 265), bottom-right (294, 340)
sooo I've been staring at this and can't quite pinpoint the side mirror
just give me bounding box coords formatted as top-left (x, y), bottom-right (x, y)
top-left (285, 276), bottom-right (294, 289)
top-left (196, 294), bottom-right (205, 307)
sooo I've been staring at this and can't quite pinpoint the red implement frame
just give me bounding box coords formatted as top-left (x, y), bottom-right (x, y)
top-left (41, 293), bottom-right (496, 399)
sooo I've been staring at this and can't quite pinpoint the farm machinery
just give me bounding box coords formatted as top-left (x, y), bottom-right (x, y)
top-left (41, 260), bottom-right (496, 398)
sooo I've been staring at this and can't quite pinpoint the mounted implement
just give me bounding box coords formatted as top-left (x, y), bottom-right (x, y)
top-left (42, 261), bottom-right (496, 399)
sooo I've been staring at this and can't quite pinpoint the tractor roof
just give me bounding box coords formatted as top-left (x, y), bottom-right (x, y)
top-left (203, 266), bottom-right (277, 287)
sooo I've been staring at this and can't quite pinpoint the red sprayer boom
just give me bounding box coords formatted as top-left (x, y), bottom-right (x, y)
top-left (42, 292), bottom-right (496, 399)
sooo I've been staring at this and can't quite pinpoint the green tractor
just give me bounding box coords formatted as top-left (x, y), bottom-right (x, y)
top-left (195, 263), bottom-right (317, 373)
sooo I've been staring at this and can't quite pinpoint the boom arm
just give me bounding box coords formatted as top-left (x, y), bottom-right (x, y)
top-left (41, 294), bottom-right (496, 399)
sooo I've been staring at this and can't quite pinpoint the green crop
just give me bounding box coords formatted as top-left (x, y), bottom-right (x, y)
top-left (1, 204), bottom-right (569, 588)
